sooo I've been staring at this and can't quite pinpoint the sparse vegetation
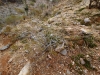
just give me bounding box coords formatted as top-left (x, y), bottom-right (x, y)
top-left (83, 34), bottom-right (97, 48)
top-left (71, 54), bottom-right (97, 74)
top-left (21, 38), bottom-right (27, 43)
top-left (30, 8), bottom-right (42, 17)
top-left (0, 0), bottom-right (100, 75)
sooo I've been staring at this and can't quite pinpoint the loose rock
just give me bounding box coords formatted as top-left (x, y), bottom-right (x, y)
top-left (80, 58), bottom-right (85, 65)
top-left (0, 44), bottom-right (10, 51)
top-left (60, 49), bottom-right (67, 56)
top-left (18, 61), bottom-right (31, 75)
top-left (84, 18), bottom-right (91, 23)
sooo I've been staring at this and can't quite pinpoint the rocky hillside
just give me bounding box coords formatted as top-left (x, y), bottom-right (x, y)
top-left (0, 0), bottom-right (100, 75)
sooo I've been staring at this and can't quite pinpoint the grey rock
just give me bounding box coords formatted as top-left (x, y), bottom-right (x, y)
top-left (84, 69), bottom-right (88, 74)
top-left (60, 49), bottom-right (67, 56)
top-left (84, 18), bottom-right (91, 23)
top-left (0, 44), bottom-right (10, 51)
top-left (25, 50), bottom-right (29, 53)
top-left (55, 43), bottom-right (64, 52)
top-left (66, 69), bottom-right (71, 75)
top-left (18, 61), bottom-right (31, 75)
top-left (80, 58), bottom-right (85, 65)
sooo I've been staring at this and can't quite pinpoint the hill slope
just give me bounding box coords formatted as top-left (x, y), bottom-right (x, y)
top-left (0, 0), bottom-right (100, 75)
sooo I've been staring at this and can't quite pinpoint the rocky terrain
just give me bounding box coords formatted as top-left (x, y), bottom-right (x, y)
top-left (0, 0), bottom-right (100, 75)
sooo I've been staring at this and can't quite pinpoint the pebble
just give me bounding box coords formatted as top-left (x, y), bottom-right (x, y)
top-left (96, 48), bottom-right (99, 50)
top-left (86, 55), bottom-right (89, 58)
top-left (84, 18), bottom-right (91, 23)
top-left (60, 49), bottom-right (67, 56)
top-left (47, 55), bottom-right (52, 59)
top-left (72, 61), bottom-right (75, 65)
top-left (84, 69), bottom-right (88, 74)
top-left (66, 69), bottom-right (71, 75)
top-left (80, 58), bottom-right (85, 65)
top-left (25, 50), bottom-right (29, 53)
top-left (8, 58), bottom-right (13, 63)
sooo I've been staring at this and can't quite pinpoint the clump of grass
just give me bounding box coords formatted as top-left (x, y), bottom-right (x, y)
top-left (24, 44), bottom-right (30, 50)
top-left (45, 30), bottom-right (60, 46)
top-left (11, 45), bottom-right (19, 51)
top-left (92, 13), bottom-right (100, 17)
top-left (52, 10), bottom-right (61, 16)
top-left (71, 54), bottom-right (97, 74)
top-left (5, 15), bottom-right (23, 25)
top-left (71, 54), bottom-right (84, 74)
top-left (83, 35), bottom-right (97, 48)
top-left (81, 12), bottom-right (92, 17)
top-left (21, 38), bottom-right (27, 44)
top-left (77, 7), bottom-right (85, 12)
top-left (83, 59), bottom-right (96, 70)
top-left (30, 8), bottom-right (42, 17)
top-left (40, 4), bottom-right (46, 10)
top-left (15, 8), bottom-right (25, 14)
top-left (68, 35), bottom-right (82, 41)
top-left (71, 54), bottom-right (84, 65)
top-left (73, 0), bottom-right (82, 4)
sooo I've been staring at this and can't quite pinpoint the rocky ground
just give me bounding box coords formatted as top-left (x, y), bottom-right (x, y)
top-left (0, 0), bottom-right (100, 75)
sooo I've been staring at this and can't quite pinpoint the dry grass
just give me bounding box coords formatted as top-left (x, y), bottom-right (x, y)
top-left (15, 8), bottom-right (25, 14)
top-left (5, 15), bottom-right (23, 25)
